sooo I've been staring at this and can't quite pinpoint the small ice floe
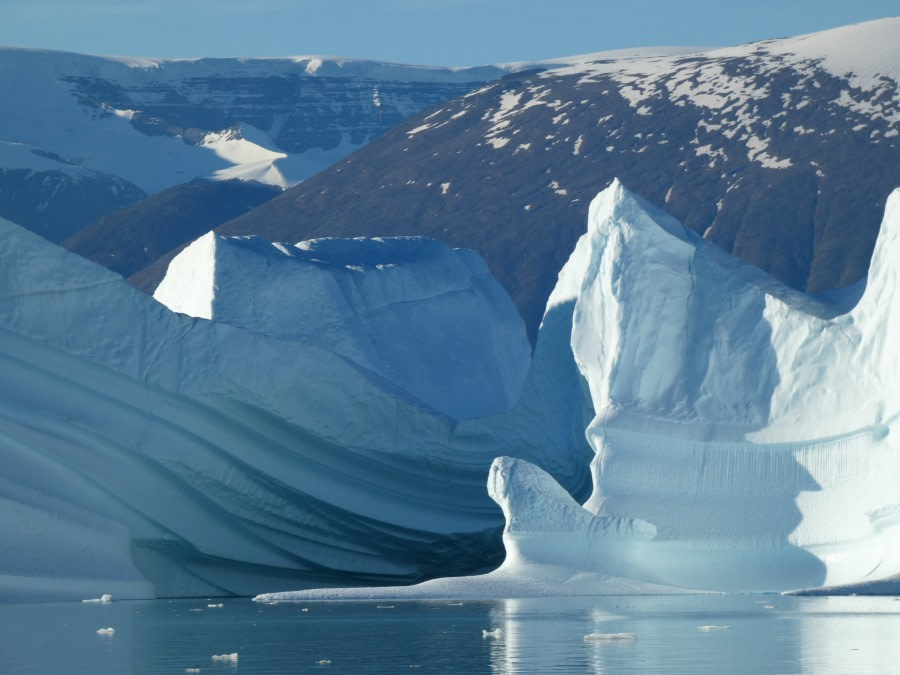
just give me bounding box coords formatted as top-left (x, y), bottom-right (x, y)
top-left (184, 669), bottom-right (201, 673)
top-left (698, 625), bottom-right (731, 631)
top-left (96, 627), bottom-right (115, 636)
top-left (316, 659), bottom-right (332, 665)
top-left (207, 603), bottom-right (224, 609)
top-left (188, 608), bottom-right (203, 612)
top-left (211, 653), bottom-right (238, 662)
top-left (376, 605), bottom-right (394, 609)
top-left (763, 604), bottom-right (777, 609)
top-left (83, 594), bottom-right (113, 604)
top-left (301, 608), bottom-right (309, 612)
top-left (482, 628), bottom-right (503, 638)
top-left (583, 632), bottom-right (636, 641)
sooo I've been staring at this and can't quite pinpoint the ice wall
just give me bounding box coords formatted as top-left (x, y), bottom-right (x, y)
top-left (499, 181), bottom-right (900, 592)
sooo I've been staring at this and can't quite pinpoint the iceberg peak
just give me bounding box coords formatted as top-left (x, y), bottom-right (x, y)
top-left (539, 180), bottom-right (900, 591)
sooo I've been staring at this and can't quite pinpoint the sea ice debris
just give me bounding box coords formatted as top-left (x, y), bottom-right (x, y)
top-left (583, 632), bottom-right (636, 641)
top-left (211, 653), bottom-right (238, 662)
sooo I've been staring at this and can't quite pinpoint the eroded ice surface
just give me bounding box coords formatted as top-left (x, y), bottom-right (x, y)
top-left (258, 180), bottom-right (900, 603)
top-left (0, 216), bottom-right (591, 602)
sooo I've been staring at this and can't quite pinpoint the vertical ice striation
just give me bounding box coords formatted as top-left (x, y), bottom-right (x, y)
top-left (490, 180), bottom-right (900, 592)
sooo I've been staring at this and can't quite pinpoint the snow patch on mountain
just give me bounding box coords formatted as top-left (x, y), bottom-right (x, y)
top-left (0, 141), bottom-right (89, 176)
top-left (485, 17), bottom-right (900, 167)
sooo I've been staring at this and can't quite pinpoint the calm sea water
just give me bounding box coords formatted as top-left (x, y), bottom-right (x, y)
top-left (1, 594), bottom-right (898, 673)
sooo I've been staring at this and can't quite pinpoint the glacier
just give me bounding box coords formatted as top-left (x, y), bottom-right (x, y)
top-left (0, 216), bottom-right (590, 602)
top-left (257, 180), bottom-right (900, 603)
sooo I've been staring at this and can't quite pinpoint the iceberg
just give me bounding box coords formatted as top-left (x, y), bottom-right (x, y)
top-left (257, 180), bottom-right (900, 602)
top-left (0, 216), bottom-right (590, 602)
top-left (153, 232), bottom-right (531, 421)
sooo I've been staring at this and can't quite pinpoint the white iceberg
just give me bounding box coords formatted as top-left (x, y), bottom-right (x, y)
top-left (211, 652), bottom-right (238, 662)
top-left (257, 180), bottom-right (900, 601)
top-left (0, 216), bottom-right (589, 601)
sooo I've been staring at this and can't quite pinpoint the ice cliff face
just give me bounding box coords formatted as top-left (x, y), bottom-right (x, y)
top-left (0, 218), bottom-right (589, 602)
top-left (493, 180), bottom-right (900, 593)
top-left (0, 47), bottom-right (507, 241)
top-left (154, 232), bottom-right (531, 420)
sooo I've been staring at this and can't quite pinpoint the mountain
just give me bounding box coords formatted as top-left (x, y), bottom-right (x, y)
top-left (190, 18), bottom-right (900, 341)
top-left (257, 181), bottom-right (900, 602)
top-left (0, 47), bottom-right (510, 242)
top-left (62, 180), bottom-right (280, 277)
top-left (0, 215), bottom-right (591, 602)
top-left (0, 141), bottom-right (146, 243)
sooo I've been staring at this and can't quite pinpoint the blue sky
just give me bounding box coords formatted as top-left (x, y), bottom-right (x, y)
top-left (1, 0), bottom-right (897, 65)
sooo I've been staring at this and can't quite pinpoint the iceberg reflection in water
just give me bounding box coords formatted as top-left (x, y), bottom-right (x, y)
top-left (1, 595), bottom-right (899, 673)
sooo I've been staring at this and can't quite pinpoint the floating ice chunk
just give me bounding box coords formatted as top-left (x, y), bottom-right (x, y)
top-left (211, 653), bottom-right (238, 662)
top-left (188, 608), bottom-right (203, 612)
top-left (482, 628), bottom-right (503, 638)
top-left (698, 625), bottom-right (731, 631)
top-left (83, 594), bottom-right (113, 604)
top-left (584, 633), bottom-right (635, 641)
top-left (96, 627), bottom-right (115, 635)
top-left (376, 605), bottom-right (394, 609)
top-left (207, 603), bottom-right (224, 608)
top-left (316, 659), bottom-right (332, 665)
top-left (184, 670), bottom-right (201, 673)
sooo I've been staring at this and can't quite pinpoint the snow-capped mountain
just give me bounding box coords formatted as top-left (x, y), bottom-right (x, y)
top-left (0, 217), bottom-right (591, 602)
top-left (0, 47), bottom-right (509, 241)
top-left (207, 17), bottom-right (900, 341)
top-left (257, 180), bottom-right (900, 602)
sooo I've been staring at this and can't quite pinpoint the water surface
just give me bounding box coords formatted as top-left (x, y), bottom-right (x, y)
top-left (1, 594), bottom-right (898, 673)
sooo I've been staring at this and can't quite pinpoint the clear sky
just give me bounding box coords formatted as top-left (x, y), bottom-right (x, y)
top-left (0, 0), bottom-right (897, 66)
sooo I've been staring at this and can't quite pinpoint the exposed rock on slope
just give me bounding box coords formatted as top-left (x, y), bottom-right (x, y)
top-left (0, 47), bottom-right (507, 242)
